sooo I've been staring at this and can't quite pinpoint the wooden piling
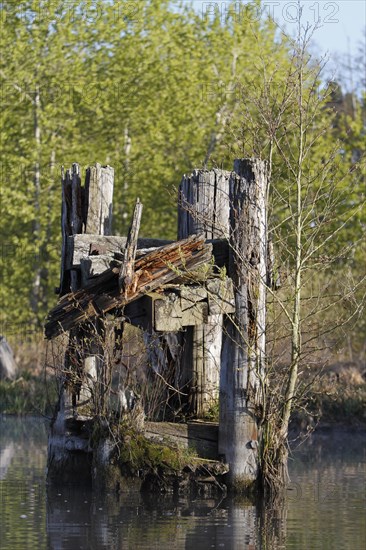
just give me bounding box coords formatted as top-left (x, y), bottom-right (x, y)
top-left (47, 156), bottom-right (269, 493)
top-left (219, 158), bottom-right (268, 489)
top-left (85, 163), bottom-right (114, 235)
top-left (178, 169), bottom-right (231, 417)
top-left (47, 163), bottom-right (114, 484)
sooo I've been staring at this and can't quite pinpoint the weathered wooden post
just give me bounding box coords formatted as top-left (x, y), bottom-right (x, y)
top-left (80, 163), bottom-right (114, 411)
top-left (47, 162), bottom-right (114, 483)
top-left (62, 162), bottom-right (114, 412)
top-left (219, 158), bottom-right (268, 489)
top-left (178, 169), bottom-right (231, 417)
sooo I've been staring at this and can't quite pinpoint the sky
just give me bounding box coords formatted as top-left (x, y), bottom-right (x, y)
top-left (265, 0), bottom-right (366, 87)
top-left (272, 0), bottom-right (365, 56)
top-left (189, 0), bottom-right (365, 88)
top-left (191, 1), bottom-right (365, 53)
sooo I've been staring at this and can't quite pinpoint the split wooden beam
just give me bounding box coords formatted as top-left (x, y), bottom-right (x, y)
top-left (119, 198), bottom-right (143, 295)
top-left (45, 235), bottom-right (213, 339)
top-left (59, 165), bottom-right (77, 294)
top-left (66, 234), bottom-right (174, 270)
top-left (178, 169), bottom-right (231, 240)
top-left (84, 163), bottom-right (114, 235)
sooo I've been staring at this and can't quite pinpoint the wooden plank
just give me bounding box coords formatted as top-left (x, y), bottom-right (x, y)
top-left (67, 235), bottom-right (126, 268)
top-left (119, 198), bottom-right (143, 293)
top-left (85, 164), bottom-right (102, 234)
top-left (59, 168), bottom-right (72, 295)
top-left (84, 164), bottom-right (114, 235)
top-left (154, 295), bottom-right (182, 332)
top-left (80, 255), bottom-right (116, 285)
top-left (70, 164), bottom-right (82, 291)
top-left (71, 163), bottom-right (82, 235)
top-left (100, 165), bottom-right (114, 235)
top-left (67, 234), bottom-right (226, 273)
top-left (130, 292), bottom-right (210, 332)
top-left (145, 421), bottom-right (219, 460)
top-left (188, 171), bottom-right (197, 235)
top-left (179, 285), bottom-right (207, 311)
top-left (213, 169), bottom-right (231, 239)
top-left (178, 170), bottom-right (231, 240)
top-left (203, 317), bottom-right (222, 417)
top-left (152, 293), bottom-right (209, 331)
top-left (66, 234), bottom-right (173, 269)
top-left (181, 302), bottom-right (208, 327)
top-left (177, 175), bottom-right (188, 240)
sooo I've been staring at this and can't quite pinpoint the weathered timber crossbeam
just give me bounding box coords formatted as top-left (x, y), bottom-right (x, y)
top-left (123, 278), bottom-right (235, 332)
top-left (66, 234), bottom-right (229, 273)
top-left (45, 235), bottom-right (212, 339)
top-left (152, 278), bottom-right (235, 331)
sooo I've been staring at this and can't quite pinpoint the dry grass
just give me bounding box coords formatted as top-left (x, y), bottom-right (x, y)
top-left (292, 360), bottom-right (366, 429)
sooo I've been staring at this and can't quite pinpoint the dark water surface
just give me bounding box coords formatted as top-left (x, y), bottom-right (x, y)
top-left (0, 417), bottom-right (365, 549)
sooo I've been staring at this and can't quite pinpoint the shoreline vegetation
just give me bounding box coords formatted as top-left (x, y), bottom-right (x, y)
top-left (1, 361), bottom-right (365, 497)
top-left (1, 344), bottom-right (364, 495)
top-left (1, 355), bottom-right (365, 430)
top-left (1, 370), bottom-right (365, 454)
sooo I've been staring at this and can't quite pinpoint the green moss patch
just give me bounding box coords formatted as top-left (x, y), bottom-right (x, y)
top-left (116, 431), bottom-right (196, 475)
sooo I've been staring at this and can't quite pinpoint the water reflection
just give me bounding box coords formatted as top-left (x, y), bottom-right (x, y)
top-left (0, 442), bottom-right (15, 480)
top-left (0, 416), bottom-right (48, 550)
top-left (286, 428), bottom-right (366, 550)
top-left (46, 489), bottom-right (260, 549)
top-left (1, 417), bottom-right (365, 550)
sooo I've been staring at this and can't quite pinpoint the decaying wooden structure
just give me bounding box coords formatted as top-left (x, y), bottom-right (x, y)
top-left (46, 158), bottom-right (269, 492)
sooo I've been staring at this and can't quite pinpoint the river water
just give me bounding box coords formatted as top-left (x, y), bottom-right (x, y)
top-left (0, 417), bottom-right (365, 549)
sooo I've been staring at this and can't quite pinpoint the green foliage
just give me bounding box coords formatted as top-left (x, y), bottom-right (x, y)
top-left (0, 0), bottom-right (293, 329)
top-left (0, 1), bottom-right (364, 363)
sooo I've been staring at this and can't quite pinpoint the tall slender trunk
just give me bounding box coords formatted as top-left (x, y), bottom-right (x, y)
top-left (122, 125), bottom-right (132, 225)
top-left (30, 83), bottom-right (42, 322)
top-left (280, 67), bottom-right (304, 444)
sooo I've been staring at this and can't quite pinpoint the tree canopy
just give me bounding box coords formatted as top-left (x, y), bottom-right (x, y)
top-left (0, 0), bottom-right (364, 346)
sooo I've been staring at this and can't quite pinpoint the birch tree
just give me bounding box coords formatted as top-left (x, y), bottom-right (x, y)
top-left (226, 19), bottom-right (365, 492)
